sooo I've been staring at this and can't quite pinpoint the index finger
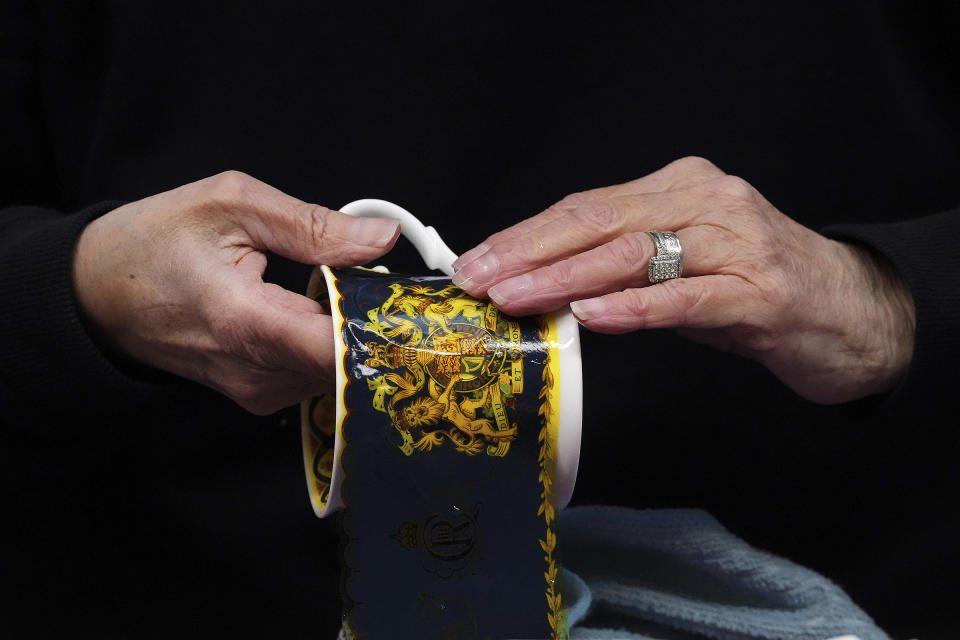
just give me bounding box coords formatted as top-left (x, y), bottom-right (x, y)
top-left (452, 157), bottom-right (718, 274)
top-left (451, 189), bottom-right (701, 297)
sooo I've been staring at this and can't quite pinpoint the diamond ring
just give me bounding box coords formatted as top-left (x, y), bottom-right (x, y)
top-left (647, 231), bottom-right (684, 283)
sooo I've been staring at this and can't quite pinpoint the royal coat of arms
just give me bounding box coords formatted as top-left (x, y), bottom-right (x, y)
top-left (361, 282), bottom-right (526, 458)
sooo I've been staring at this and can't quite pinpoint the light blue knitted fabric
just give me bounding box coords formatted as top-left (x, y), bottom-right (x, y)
top-left (560, 506), bottom-right (889, 640)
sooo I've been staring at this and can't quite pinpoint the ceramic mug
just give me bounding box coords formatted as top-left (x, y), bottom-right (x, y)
top-left (300, 199), bottom-right (582, 517)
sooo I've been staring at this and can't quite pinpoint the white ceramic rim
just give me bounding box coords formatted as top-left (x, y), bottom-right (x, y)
top-left (301, 265), bottom-right (348, 517)
top-left (554, 308), bottom-right (582, 510)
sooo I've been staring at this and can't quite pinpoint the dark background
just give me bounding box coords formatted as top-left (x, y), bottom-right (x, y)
top-left (3, 1), bottom-right (959, 637)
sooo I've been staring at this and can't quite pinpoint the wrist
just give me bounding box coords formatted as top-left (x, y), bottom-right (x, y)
top-left (72, 212), bottom-right (138, 362)
top-left (835, 240), bottom-right (916, 397)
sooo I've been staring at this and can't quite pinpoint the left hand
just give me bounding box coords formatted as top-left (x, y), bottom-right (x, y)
top-left (73, 171), bottom-right (400, 415)
top-left (451, 156), bottom-right (915, 405)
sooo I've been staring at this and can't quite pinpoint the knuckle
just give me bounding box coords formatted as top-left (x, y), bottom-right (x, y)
top-left (540, 260), bottom-right (576, 292)
top-left (534, 193), bottom-right (585, 225)
top-left (571, 198), bottom-right (624, 234)
top-left (705, 175), bottom-right (758, 202)
top-left (212, 169), bottom-right (253, 194)
top-left (494, 235), bottom-right (544, 267)
top-left (672, 155), bottom-right (720, 175)
top-left (206, 170), bottom-right (255, 207)
top-left (604, 232), bottom-right (650, 271)
top-left (621, 289), bottom-right (650, 319)
top-left (677, 281), bottom-right (712, 327)
top-left (306, 204), bottom-right (331, 251)
top-left (620, 289), bottom-right (651, 321)
top-left (554, 191), bottom-right (592, 211)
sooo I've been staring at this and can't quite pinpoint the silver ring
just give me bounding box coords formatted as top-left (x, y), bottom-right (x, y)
top-left (647, 231), bottom-right (683, 283)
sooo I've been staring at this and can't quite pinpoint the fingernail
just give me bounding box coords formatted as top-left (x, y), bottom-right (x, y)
top-left (451, 270), bottom-right (474, 290)
top-left (452, 243), bottom-right (491, 272)
top-left (452, 250), bottom-right (499, 289)
top-left (570, 298), bottom-right (606, 322)
top-left (349, 218), bottom-right (400, 248)
top-left (488, 274), bottom-right (533, 306)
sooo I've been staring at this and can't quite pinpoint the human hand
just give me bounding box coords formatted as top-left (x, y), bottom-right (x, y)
top-left (451, 157), bottom-right (915, 404)
top-left (73, 171), bottom-right (400, 414)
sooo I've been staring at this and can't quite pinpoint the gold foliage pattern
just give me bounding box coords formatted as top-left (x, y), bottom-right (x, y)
top-left (537, 319), bottom-right (568, 639)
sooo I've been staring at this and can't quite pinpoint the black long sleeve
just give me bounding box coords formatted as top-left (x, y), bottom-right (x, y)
top-left (0, 201), bottom-right (173, 423)
top-left (825, 207), bottom-right (960, 417)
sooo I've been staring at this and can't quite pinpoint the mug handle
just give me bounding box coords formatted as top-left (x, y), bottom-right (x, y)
top-left (340, 199), bottom-right (459, 275)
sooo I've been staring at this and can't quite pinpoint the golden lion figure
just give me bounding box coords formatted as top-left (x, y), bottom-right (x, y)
top-left (363, 281), bottom-right (521, 458)
top-left (372, 283), bottom-right (488, 344)
top-left (392, 374), bottom-right (517, 456)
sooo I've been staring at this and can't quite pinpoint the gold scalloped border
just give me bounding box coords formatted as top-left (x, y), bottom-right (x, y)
top-left (538, 316), bottom-right (568, 639)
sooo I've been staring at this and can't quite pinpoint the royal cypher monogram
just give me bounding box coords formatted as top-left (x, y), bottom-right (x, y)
top-left (361, 282), bottom-right (526, 458)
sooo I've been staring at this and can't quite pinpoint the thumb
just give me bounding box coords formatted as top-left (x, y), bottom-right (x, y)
top-left (216, 171), bottom-right (400, 265)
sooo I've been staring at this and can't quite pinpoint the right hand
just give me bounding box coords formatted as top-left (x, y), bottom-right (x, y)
top-left (451, 157), bottom-right (915, 405)
top-left (73, 171), bottom-right (400, 414)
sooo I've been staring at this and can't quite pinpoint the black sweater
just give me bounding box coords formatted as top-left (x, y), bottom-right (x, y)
top-left (2, 2), bottom-right (958, 637)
